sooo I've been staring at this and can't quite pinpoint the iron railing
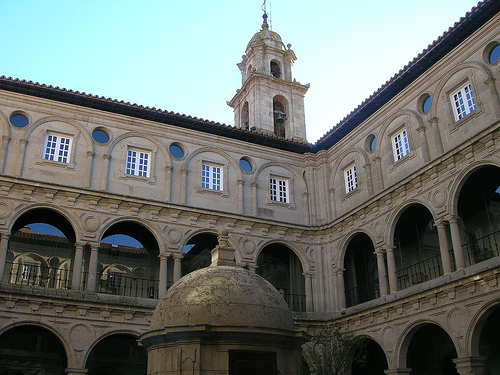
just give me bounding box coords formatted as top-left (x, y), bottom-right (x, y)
top-left (346, 279), bottom-right (380, 307)
top-left (396, 254), bottom-right (442, 290)
top-left (463, 230), bottom-right (500, 266)
top-left (4, 262), bottom-right (160, 299)
top-left (278, 289), bottom-right (306, 312)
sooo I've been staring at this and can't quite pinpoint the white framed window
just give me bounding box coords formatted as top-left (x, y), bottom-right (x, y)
top-left (201, 163), bottom-right (222, 191)
top-left (451, 83), bottom-right (476, 121)
top-left (392, 130), bottom-right (410, 162)
top-left (270, 177), bottom-right (289, 203)
top-left (344, 165), bottom-right (357, 193)
top-left (43, 133), bottom-right (72, 163)
top-left (126, 149), bottom-right (151, 177)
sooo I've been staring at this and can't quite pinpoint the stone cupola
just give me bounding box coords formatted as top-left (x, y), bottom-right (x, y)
top-left (140, 229), bottom-right (309, 374)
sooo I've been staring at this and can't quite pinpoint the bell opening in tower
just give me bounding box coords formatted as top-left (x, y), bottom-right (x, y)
top-left (273, 100), bottom-right (286, 138)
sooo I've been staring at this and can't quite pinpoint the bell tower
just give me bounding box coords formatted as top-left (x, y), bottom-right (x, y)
top-left (228, 12), bottom-right (309, 142)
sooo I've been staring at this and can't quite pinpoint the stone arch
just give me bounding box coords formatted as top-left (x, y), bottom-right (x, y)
top-left (337, 229), bottom-right (377, 267)
top-left (24, 115), bottom-right (94, 151)
top-left (431, 61), bottom-right (493, 119)
top-left (447, 160), bottom-right (500, 217)
top-left (8, 203), bottom-right (81, 241)
top-left (255, 238), bottom-right (310, 272)
top-left (254, 161), bottom-right (308, 194)
top-left (468, 300), bottom-right (500, 361)
top-left (384, 199), bottom-right (438, 248)
top-left (350, 334), bottom-right (389, 375)
top-left (98, 216), bottom-right (166, 255)
top-left (329, 147), bottom-right (371, 191)
top-left (0, 321), bottom-right (71, 368)
top-left (395, 320), bottom-right (459, 370)
top-left (83, 329), bottom-right (142, 364)
top-left (181, 146), bottom-right (242, 182)
top-left (0, 109), bottom-right (11, 139)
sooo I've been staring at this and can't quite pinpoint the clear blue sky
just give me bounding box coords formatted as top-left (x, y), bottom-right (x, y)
top-left (1, 0), bottom-right (479, 143)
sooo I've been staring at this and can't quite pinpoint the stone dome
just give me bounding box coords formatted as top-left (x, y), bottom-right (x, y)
top-left (247, 14), bottom-right (285, 50)
top-left (150, 266), bottom-right (294, 332)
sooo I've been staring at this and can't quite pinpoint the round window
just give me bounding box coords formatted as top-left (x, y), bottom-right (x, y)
top-left (422, 95), bottom-right (432, 113)
top-left (239, 157), bottom-right (253, 173)
top-left (169, 144), bottom-right (185, 159)
top-left (10, 113), bottom-right (29, 128)
top-left (92, 129), bottom-right (110, 144)
top-left (489, 44), bottom-right (500, 64)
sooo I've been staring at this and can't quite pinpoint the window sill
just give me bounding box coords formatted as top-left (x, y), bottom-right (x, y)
top-left (389, 152), bottom-right (416, 173)
top-left (342, 186), bottom-right (362, 202)
top-left (449, 108), bottom-right (482, 133)
top-left (36, 159), bottom-right (75, 170)
top-left (266, 200), bottom-right (296, 210)
top-left (119, 174), bottom-right (156, 184)
top-left (195, 187), bottom-right (229, 198)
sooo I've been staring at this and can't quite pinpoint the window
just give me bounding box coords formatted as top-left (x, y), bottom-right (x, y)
top-left (201, 164), bottom-right (222, 190)
top-left (451, 83), bottom-right (476, 121)
top-left (344, 165), bottom-right (357, 193)
top-left (392, 130), bottom-right (410, 161)
top-left (43, 133), bottom-right (72, 163)
top-left (126, 149), bottom-right (151, 177)
top-left (21, 264), bottom-right (37, 282)
top-left (270, 177), bottom-right (289, 203)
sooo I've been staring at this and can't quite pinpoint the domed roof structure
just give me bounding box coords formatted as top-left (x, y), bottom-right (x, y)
top-left (247, 13), bottom-right (285, 51)
top-left (150, 265), bottom-right (294, 331)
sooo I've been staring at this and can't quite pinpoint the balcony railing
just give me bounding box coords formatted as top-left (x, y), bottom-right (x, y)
top-left (4, 262), bottom-right (72, 289)
top-left (277, 288), bottom-right (306, 312)
top-left (463, 230), bottom-right (500, 266)
top-left (4, 262), bottom-right (161, 299)
top-left (346, 279), bottom-right (380, 307)
top-left (396, 254), bottom-right (443, 290)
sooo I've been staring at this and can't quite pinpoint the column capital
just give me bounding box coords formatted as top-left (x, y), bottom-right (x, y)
top-left (447, 215), bottom-right (461, 224)
top-left (0, 232), bottom-right (11, 241)
top-left (171, 252), bottom-right (183, 260)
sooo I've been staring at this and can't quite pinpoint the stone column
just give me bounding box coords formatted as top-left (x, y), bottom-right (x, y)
top-left (1, 136), bottom-right (11, 174)
top-left (429, 117), bottom-right (444, 156)
top-left (304, 273), bottom-right (314, 312)
top-left (0, 232), bottom-right (11, 282)
top-left (17, 139), bottom-right (28, 176)
top-left (100, 154), bottom-right (111, 190)
top-left (237, 179), bottom-right (244, 214)
top-left (485, 77), bottom-right (500, 118)
top-left (250, 182), bottom-right (258, 216)
top-left (71, 243), bottom-right (85, 291)
top-left (386, 246), bottom-right (398, 293)
top-left (172, 253), bottom-right (182, 282)
top-left (164, 166), bottom-right (173, 202)
top-left (375, 248), bottom-right (388, 296)
top-left (384, 369), bottom-right (412, 375)
top-left (85, 151), bottom-right (95, 188)
top-left (158, 253), bottom-right (169, 297)
top-left (363, 163), bottom-right (374, 196)
top-left (373, 156), bottom-right (384, 191)
top-left (436, 220), bottom-right (452, 274)
top-left (453, 357), bottom-right (486, 375)
top-left (86, 244), bottom-right (100, 292)
top-left (180, 169), bottom-right (188, 204)
top-left (335, 268), bottom-right (346, 310)
top-left (65, 368), bottom-right (88, 375)
top-left (417, 124), bottom-right (431, 162)
top-left (449, 216), bottom-right (465, 269)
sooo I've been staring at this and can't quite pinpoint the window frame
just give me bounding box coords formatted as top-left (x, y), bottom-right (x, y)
top-left (201, 162), bottom-right (223, 191)
top-left (125, 148), bottom-right (152, 178)
top-left (392, 129), bottom-right (411, 162)
top-left (269, 176), bottom-right (290, 204)
top-left (450, 83), bottom-right (476, 121)
top-left (344, 164), bottom-right (358, 194)
top-left (42, 132), bottom-right (73, 164)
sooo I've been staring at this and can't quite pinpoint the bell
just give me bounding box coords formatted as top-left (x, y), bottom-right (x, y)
top-left (275, 113), bottom-right (284, 124)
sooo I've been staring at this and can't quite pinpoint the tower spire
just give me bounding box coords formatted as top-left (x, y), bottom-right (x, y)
top-left (262, 0), bottom-right (269, 30)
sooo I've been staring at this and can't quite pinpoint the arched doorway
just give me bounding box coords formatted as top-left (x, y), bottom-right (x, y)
top-left (86, 334), bottom-right (147, 375)
top-left (406, 324), bottom-right (458, 375)
top-left (0, 325), bottom-right (67, 375)
top-left (97, 221), bottom-right (161, 298)
top-left (256, 243), bottom-right (306, 312)
top-left (478, 305), bottom-right (500, 374)
top-left (351, 338), bottom-right (388, 375)
top-left (4, 208), bottom-right (75, 290)
top-left (394, 204), bottom-right (442, 290)
top-left (457, 165), bottom-right (500, 266)
top-left (181, 232), bottom-right (218, 276)
top-left (343, 233), bottom-right (379, 307)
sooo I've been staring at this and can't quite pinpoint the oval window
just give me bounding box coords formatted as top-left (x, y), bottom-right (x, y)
top-left (92, 129), bottom-right (110, 144)
top-left (239, 157), bottom-right (253, 173)
top-left (489, 44), bottom-right (500, 64)
top-left (10, 113), bottom-right (29, 128)
top-left (422, 95), bottom-right (432, 113)
top-left (169, 144), bottom-right (185, 159)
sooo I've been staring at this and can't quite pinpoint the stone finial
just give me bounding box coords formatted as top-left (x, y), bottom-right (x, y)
top-left (210, 229), bottom-right (236, 267)
top-left (262, 12), bottom-right (269, 30)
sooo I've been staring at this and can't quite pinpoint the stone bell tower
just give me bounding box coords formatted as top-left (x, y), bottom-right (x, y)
top-left (228, 12), bottom-right (309, 142)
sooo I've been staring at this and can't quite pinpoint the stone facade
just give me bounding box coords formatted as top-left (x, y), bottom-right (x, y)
top-left (0, 2), bottom-right (500, 374)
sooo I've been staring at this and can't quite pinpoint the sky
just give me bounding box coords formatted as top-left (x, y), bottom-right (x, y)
top-left (1, 0), bottom-right (481, 143)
